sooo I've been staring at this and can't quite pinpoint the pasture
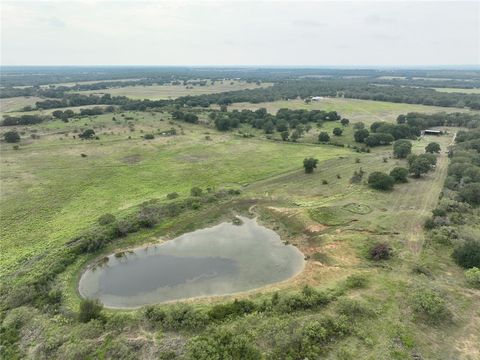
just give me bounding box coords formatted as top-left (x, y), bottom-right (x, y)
top-left (72, 80), bottom-right (272, 99)
top-left (433, 87), bottom-right (480, 94)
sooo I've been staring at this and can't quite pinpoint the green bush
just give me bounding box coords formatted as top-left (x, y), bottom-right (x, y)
top-left (167, 192), bottom-right (179, 200)
top-left (186, 331), bottom-right (261, 360)
top-left (452, 240), bottom-right (480, 268)
top-left (208, 299), bottom-right (256, 321)
top-left (78, 299), bottom-right (103, 323)
top-left (410, 287), bottom-right (450, 323)
top-left (465, 267), bottom-right (480, 288)
top-left (368, 172), bottom-right (395, 190)
top-left (344, 274), bottom-right (369, 289)
top-left (144, 133), bottom-right (155, 139)
top-left (336, 298), bottom-right (375, 319)
top-left (98, 213), bottom-right (116, 225)
top-left (389, 167), bottom-right (409, 183)
top-left (318, 132), bottom-right (330, 142)
top-left (163, 305), bottom-right (208, 331)
top-left (3, 131), bottom-right (20, 143)
top-left (190, 187), bottom-right (203, 197)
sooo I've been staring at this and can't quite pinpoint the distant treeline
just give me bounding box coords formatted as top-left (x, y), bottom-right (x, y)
top-left (2, 66), bottom-right (479, 87)
top-left (398, 112), bottom-right (480, 129)
top-left (0, 78), bottom-right (240, 99)
top-left (175, 80), bottom-right (480, 109)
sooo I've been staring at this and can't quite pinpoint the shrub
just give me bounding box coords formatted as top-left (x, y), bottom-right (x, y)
top-left (3, 131), bottom-right (20, 143)
top-left (144, 133), bottom-right (155, 139)
top-left (167, 192), bottom-right (179, 200)
top-left (78, 299), bottom-right (103, 323)
top-left (303, 157), bottom-right (319, 174)
top-left (336, 298), bottom-right (375, 319)
top-left (98, 213), bottom-right (116, 225)
top-left (333, 127), bottom-right (343, 136)
top-left (144, 306), bottom-right (167, 323)
top-left (163, 305), bottom-right (208, 331)
top-left (354, 129), bottom-right (369, 143)
top-left (186, 331), bottom-right (261, 360)
top-left (425, 142), bottom-right (441, 153)
top-left (208, 299), bottom-right (256, 321)
top-left (368, 172), bottom-right (395, 190)
top-left (79, 129), bottom-right (95, 139)
top-left (465, 267), bottom-right (480, 288)
top-left (369, 242), bottom-right (392, 260)
top-left (318, 132), bottom-right (330, 142)
top-left (344, 274), bottom-right (369, 289)
top-left (410, 287), bottom-right (450, 323)
top-left (393, 139), bottom-right (412, 158)
top-left (459, 183), bottom-right (480, 205)
top-left (190, 187), bottom-right (203, 197)
top-left (389, 167), bottom-right (408, 183)
top-left (452, 240), bottom-right (480, 268)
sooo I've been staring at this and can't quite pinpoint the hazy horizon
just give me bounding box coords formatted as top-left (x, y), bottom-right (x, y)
top-left (1, 0), bottom-right (479, 67)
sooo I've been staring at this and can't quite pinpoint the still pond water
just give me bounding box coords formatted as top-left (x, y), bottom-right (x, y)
top-left (78, 217), bottom-right (304, 308)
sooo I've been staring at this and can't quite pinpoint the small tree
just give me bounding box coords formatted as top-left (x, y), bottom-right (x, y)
top-left (368, 172), bottom-right (395, 190)
top-left (79, 299), bottom-right (103, 323)
top-left (393, 139), bottom-right (412, 158)
top-left (389, 167), bottom-right (408, 183)
top-left (318, 132), bottom-right (330, 142)
top-left (303, 157), bottom-right (319, 174)
top-left (98, 213), bottom-right (116, 225)
top-left (333, 127), bottom-right (343, 136)
top-left (280, 131), bottom-right (289, 141)
top-left (353, 122), bottom-right (365, 130)
top-left (354, 129), bottom-right (369, 143)
top-left (340, 118), bottom-right (350, 126)
top-left (3, 131), bottom-right (20, 143)
top-left (425, 142), bottom-right (441, 154)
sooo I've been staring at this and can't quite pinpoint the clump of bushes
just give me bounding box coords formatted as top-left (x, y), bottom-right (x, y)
top-left (208, 299), bottom-right (256, 321)
top-left (98, 213), bottom-right (116, 225)
top-left (369, 242), bottom-right (392, 260)
top-left (452, 240), bottom-right (480, 268)
top-left (167, 192), bottom-right (179, 200)
top-left (390, 167), bottom-right (408, 183)
top-left (143, 133), bottom-right (155, 140)
top-left (3, 131), bottom-right (21, 143)
top-left (368, 172), bottom-right (395, 190)
top-left (350, 168), bottom-right (364, 184)
top-left (465, 267), bottom-right (480, 288)
top-left (303, 157), bottom-right (319, 174)
top-left (78, 299), bottom-right (103, 323)
top-left (186, 330), bottom-right (261, 360)
top-left (343, 274), bottom-right (369, 289)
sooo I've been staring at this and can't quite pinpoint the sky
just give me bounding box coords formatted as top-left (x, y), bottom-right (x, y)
top-left (1, 0), bottom-right (479, 66)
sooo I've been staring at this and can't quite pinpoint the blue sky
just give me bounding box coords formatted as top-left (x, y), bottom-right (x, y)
top-left (1, 0), bottom-right (479, 66)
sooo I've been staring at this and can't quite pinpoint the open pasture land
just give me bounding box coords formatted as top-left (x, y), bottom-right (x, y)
top-left (224, 97), bottom-right (474, 125)
top-left (0, 96), bottom-right (46, 112)
top-left (433, 87), bottom-right (480, 94)
top-left (1, 102), bottom-right (478, 359)
top-left (0, 112), bottom-right (348, 276)
top-left (74, 80), bottom-right (272, 99)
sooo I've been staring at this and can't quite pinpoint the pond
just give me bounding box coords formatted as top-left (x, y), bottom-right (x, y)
top-left (78, 216), bottom-right (305, 308)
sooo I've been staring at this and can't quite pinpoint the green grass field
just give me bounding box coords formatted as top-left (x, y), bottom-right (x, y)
top-left (0, 96), bottom-right (46, 112)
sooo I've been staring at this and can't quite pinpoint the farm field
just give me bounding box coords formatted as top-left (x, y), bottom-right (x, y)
top-left (0, 96), bottom-right (46, 112)
top-left (433, 87), bottom-right (480, 94)
top-left (73, 80), bottom-right (272, 99)
top-left (224, 97), bottom-right (475, 125)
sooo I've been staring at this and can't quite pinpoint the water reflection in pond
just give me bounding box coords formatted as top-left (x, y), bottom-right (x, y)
top-left (78, 216), bottom-right (304, 308)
